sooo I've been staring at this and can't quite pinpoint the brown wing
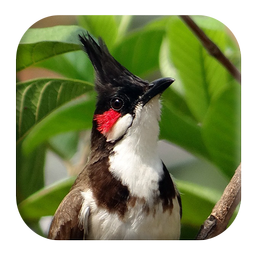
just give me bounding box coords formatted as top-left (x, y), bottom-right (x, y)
top-left (161, 162), bottom-right (182, 218)
top-left (48, 188), bottom-right (88, 240)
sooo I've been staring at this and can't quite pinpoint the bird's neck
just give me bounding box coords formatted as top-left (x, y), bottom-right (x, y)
top-left (108, 98), bottom-right (163, 201)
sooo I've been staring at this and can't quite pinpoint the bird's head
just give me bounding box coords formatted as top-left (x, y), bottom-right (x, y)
top-left (79, 33), bottom-right (174, 148)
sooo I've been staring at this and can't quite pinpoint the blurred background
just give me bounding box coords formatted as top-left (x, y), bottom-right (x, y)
top-left (16, 15), bottom-right (240, 240)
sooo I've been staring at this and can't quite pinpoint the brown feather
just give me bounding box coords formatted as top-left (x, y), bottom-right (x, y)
top-left (48, 188), bottom-right (85, 240)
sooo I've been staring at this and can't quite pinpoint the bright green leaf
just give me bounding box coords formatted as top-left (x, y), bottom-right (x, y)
top-left (159, 36), bottom-right (185, 97)
top-left (115, 15), bottom-right (132, 39)
top-left (19, 25), bottom-right (86, 44)
top-left (18, 177), bottom-right (76, 222)
top-left (77, 16), bottom-right (118, 49)
top-left (113, 29), bottom-right (165, 77)
top-left (16, 78), bottom-right (93, 143)
top-left (17, 25), bottom-right (87, 71)
top-left (202, 84), bottom-right (241, 178)
top-left (192, 16), bottom-right (225, 31)
top-left (167, 17), bottom-right (229, 122)
top-left (35, 51), bottom-right (94, 82)
top-left (22, 94), bottom-right (95, 154)
top-left (145, 16), bottom-right (173, 31)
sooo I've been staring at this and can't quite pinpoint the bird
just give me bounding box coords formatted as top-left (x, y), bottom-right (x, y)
top-left (48, 33), bottom-right (182, 240)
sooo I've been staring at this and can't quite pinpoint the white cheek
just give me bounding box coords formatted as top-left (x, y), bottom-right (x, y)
top-left (106, 114), bottom-right (133, 142)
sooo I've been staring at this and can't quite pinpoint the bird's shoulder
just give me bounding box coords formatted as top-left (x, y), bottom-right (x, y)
top-left (48, 169), bottom-right (91, 240)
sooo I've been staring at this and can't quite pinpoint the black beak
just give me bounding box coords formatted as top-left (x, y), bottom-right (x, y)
top-left (140, 77), bottom-right (175, 106)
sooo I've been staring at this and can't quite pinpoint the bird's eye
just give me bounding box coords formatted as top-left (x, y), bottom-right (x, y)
top-left (110, 97), bottom-right (124, 111)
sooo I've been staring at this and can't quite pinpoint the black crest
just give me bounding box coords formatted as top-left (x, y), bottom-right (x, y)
top-left (78, 33), bottom-right (148, 94)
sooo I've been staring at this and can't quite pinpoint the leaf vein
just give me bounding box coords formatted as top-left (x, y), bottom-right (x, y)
top-left (35, 81), bottom-right (53, 122)
top-left (18, 83), bottom-right (34, 138)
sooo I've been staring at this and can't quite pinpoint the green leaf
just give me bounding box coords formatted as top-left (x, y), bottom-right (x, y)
top-left (160, 16), bottom-right (241, 176)
top-left (160, 89), bottom-right (210, 160)
top-left (18, 177), bottom-right (76, 222)
top-left (16, 78), bottom-right (93, 143)
top-left (176, 180), bottom-right (221, 227)
top-left (48, 131), bottom-right (80, 160)
top-left (35, 51), bottom-right (94, 82)
top-left (192, 16), bottom-right (226, 31)
top-left (77, 16), bottom-right (118, 49)
top-left (159, 36), bottom-right (185, 97)
top-left (176, 180), bottom-right (240, 239)
top-left (22, 94), bottom-right (95, 154)
top-left (115, 15), bottom-right (132, 39)
top-left (202, 84), bottom-right (241, 177)
top-left (113, 28), bottom-right (165, 77)
top-left (16, 142), bottom-right (46, 203)
top-left (167, 17), bottom-right (229, 122)
top-left (17, 25), bottom-right (87, 71)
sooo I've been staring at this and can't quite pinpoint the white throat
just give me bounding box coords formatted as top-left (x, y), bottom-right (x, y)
top-left (109, 97), bottom-right (163, 201)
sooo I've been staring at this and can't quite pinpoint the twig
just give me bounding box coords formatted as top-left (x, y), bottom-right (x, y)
top-left (196, 163), bottom-right (241, 239)
top-left (180, 15), bottom-right (241, 84)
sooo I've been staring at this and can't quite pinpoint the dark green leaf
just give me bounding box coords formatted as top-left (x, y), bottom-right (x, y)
top-left (17, 25), bottom-right (87, 71)
top-left (16, 143), bottom-right (46, 203)
top-left (16, 78), bottom-right (93, 143)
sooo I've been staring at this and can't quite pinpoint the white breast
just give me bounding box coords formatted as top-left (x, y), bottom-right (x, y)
top-left (81, 190), bottom-right (181, 239)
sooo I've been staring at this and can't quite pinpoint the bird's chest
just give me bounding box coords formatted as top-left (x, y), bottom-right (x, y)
top-left (85, 194), bottom-right (181, 239)
top-left (84, 136), bottom-right (181, 239)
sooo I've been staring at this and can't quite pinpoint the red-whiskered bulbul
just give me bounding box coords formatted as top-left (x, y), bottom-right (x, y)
top-left (48, 33), bottom-right (182, 240)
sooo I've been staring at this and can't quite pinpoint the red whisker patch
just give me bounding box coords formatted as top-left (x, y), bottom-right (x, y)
top-left (94, 109), bottom-right (121, 135)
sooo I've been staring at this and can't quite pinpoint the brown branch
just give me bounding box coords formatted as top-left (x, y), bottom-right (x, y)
top-left (196, 163), bottom-right (241, 239)
top-left (180, 15), bottom-right (241, 84)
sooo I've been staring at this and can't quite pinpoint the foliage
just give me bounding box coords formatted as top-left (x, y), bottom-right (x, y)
top-left (16, 15), bottom-right (241, 239)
